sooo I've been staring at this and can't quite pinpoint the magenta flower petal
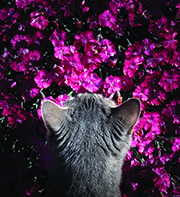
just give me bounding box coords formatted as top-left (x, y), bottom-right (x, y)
top-left (159, 69), bottom-right (180, 92)
top-left (30, 12), bottom-right (49, 30)
top-left (34, 70), bottom-right (52, 89)
top-left (99, 10), bottom-right (116, 28)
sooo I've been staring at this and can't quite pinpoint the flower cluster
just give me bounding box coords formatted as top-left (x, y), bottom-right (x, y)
top-left (0, 0), bottom-right (180, 196)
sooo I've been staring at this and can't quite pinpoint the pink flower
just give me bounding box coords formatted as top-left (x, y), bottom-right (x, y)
top-left (61, 51), bottom-right (84, 72)
top-left (152, 49), bottom-right (170, 66)
top-left (159, 69), bottom-right (180, 92)
top-left (34, 70), bottom-right (52, 89)
top-left (10, 48), bottom-right (30, 72)
top-left (103, 75), bottom-right (121, 95)
top-left (142, 73), bottom-right (166, 106)
top-left (124, 56), bottom-right (143, 78)
top-left (99, 39), bottom-right (116, 62)
top-left (172, 137), bottom-right (180, 152)
top-left (65, 70), bottom-right (102, 93)
top-left (56, 94), bottom-right (70, 107)
top-left (103, 75), bottom-right (134, 95)
top-left (11, 34), bottom-right (32, 49)
top-left (29, 50), bottom-right (40, 61)
top-left (163, 32), bottom-right (178, 50)
top-left (153, 166), bottom-right (171, 194)
top-left (49, 29), bottom-right (67, 48)
top-left (74, 31), bottom-right (95, 50)
top-left (149, 16), bottom-right (169, 37)
top-left (30, 12), bottom-right (49, 30)
top-left (99, 10), bottom-right (116, 28)
top-left (141, 38), bottom-right (156, 56)
top-left (143, 112), bottom-right (162, 139)
top-left (83, 72), bottom-right (103, 92)
top-left (15, 0), bottom-right (33, 9)
top-left (0, 94), bottom-right (27, 127)
top-left (7, 109), bottom-right (26, 127)
top-left (170, 50), bottom-right (180, 68)
top-left (83, 52), bottom-right (101, 72)
top-left (54, 46), bottom-right (72, 60)
top-left (162, 97), bottom-right (180, 125)
top-left (125, 41), bottom-right (143, 59)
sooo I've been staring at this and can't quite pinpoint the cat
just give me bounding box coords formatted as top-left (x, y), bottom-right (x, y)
top-left (41, 93), bottom-right (141, 197)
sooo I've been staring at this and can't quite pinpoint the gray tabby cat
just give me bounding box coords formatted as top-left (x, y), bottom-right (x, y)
top-left (41, 93), bottom-right (141, 197)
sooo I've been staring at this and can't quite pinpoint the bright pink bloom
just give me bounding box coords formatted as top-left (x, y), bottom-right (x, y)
top-left (30, 12), bottom-right (49, 30)
top-left (103, 75), bottom-right (134, 95)
top-left (56, 94), bottom-right (70, 107)
top-left (149, 16), bottom-right (169, 37)
top-left (172, 137), bottom-right (180, 152)
top-left (34, 70), bottom-right (52, 89)
top-left (65, 70), bottom-right (102, 93)
top-left (153, 166), bottom-right (171, 194)
top-left (99, 10), bottom-right (116, 28)
top-left (124, 56), bottom-right (143, 78)
top-left (170, 50), bottom-right (180, 68)
top-left (29, 50), bottom-right (41, 61)
top-left (159, 69), bottom-right (180, 92)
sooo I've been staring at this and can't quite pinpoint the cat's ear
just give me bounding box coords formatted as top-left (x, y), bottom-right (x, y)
top-left (41, 100), bottom-right (67, 131)
top-left (111, 98), bottom-right (141, 134)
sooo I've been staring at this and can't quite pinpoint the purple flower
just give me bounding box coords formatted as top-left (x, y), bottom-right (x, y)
top-left (0, 93), bottom-right (27, 127)
top-left (10, 48), bottom-right (30, 72)
top-left (152, 49), bottom-right (170, 66)
top-left (149, 16), bottom-right (169, 37)
top-left (159, 69), bottom-right (180, 92)
top-left (34, 70), bottom-right (52, 89)
top-left (13, 75), bottom-right (40, 101)
top-left (61, 51), bottom-right (84, 72)
top-left (134, 73), bottom-right (167, 106)
top-left (163, 32), bottom-right (178, 50)
top-left (15, 0), bottom-right (33, 9)
top-left (49, 66), bottom-right (65, 85)
top-left (29, 50), bottom-right (41, 61)
top-left (83, 52), bottom-right (101, 72)
top-left (83, 72), bottom-right (103, 92)
top-left (54, 46), bottom-right (73, 60)
top-left (0, 7), bottom-right (15, 21)
top-left (98, 10), bottom-right (116, 28)
top-left (132, 111), bottom-right (162, 159)
top-left (98, 39), bottom-right (116, 62)
top-left (56, 94), bottom-right (70, 106)
top-left (103, 75), bottom-right (134, 95)
top-left (124, 56), bottom-right (143, 78)
top-left (162, 97), bottom-right (180, 125)
top-left (170, 49), bottom-right (180, 68)
top-left (159, 154), bottom-right (171, 165)
top-left (74, 31), bottom-right (95, 50)
top-left (125, 41), bottom-right (143, 59)
top-left (143, 112), bottom-right (162, 138)
top-left (88, 15), bottom-right (99, 29)
top-left (144, 57), bottom-right (158, 70)
top-left (172, 137), bottom-right (180, 153)
top-left (141, 38), bottom-right (156, 56)
top-left (11, 34), bottom-right (32, 49)
top-left (103, 75), bottom-right (122, 95)
top-left (30, 11), bottom-right (49, 30)
top-left (65, 70), bottom-right (102, 93)
top-left (7, 109), bottom-right (26, 127)
top-left (153, 166), bottom-right (170, 194)
top-left (49, 29), bottom-right (67, 48)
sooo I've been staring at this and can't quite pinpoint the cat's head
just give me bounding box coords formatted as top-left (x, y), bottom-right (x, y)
top-left (41, 93), bottom-right (141, 139)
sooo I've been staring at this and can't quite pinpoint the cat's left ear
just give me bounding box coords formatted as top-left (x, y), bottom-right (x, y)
top-left (41, 100), bottom-right (67, 131)
top-left (111, 98), bottom-right (141, 134)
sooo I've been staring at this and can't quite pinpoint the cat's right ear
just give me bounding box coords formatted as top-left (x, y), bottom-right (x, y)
top-left (41, 100), bottom-right (67, 132)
